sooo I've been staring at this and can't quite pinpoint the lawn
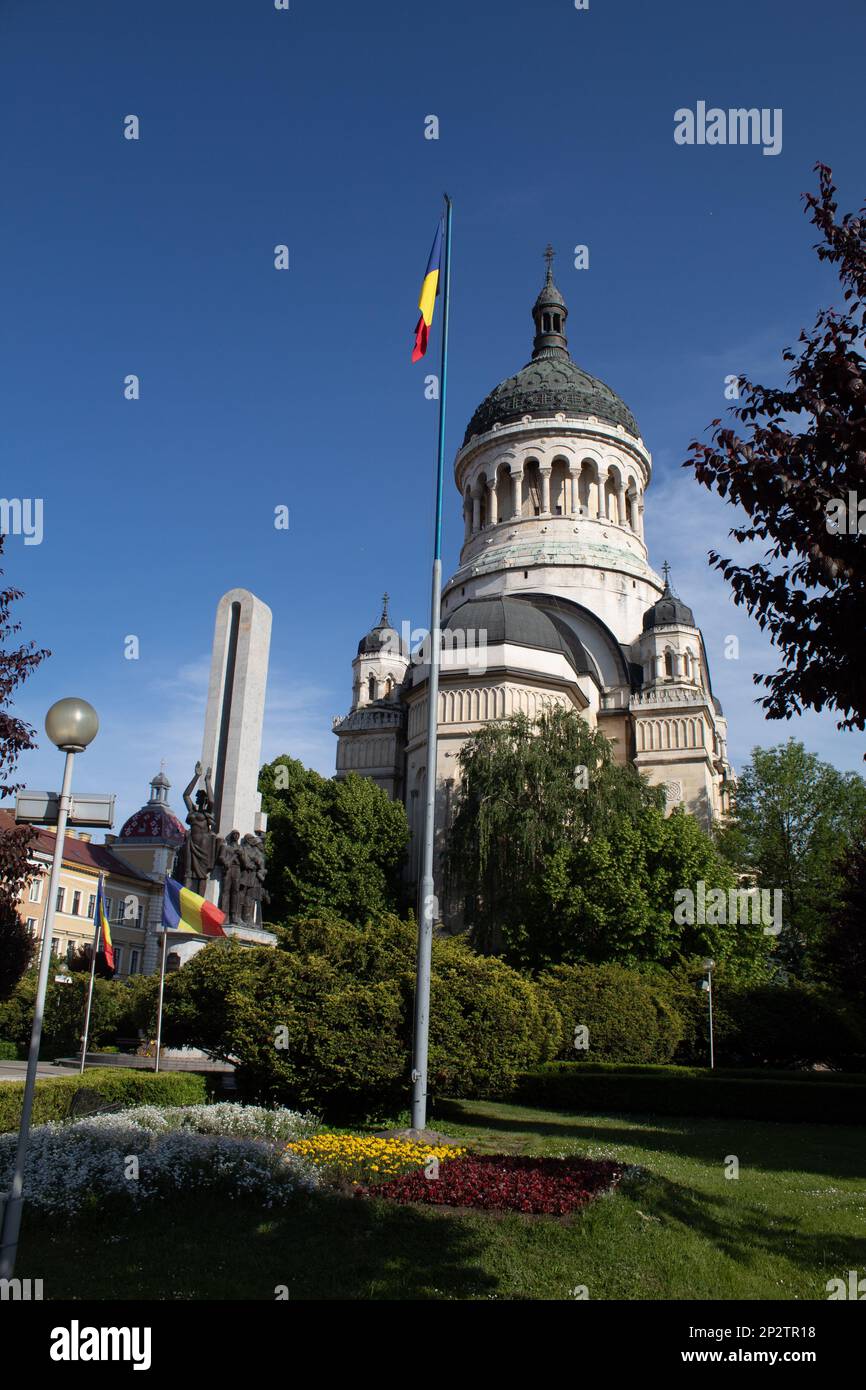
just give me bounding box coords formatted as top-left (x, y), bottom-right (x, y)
top-left (17, 1099), bottom-right (866, 1300)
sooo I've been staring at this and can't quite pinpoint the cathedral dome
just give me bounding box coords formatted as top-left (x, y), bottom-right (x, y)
top-left (463, 356), bottom-right (639, 445)
top-left (445, 596), bottom-right (591, 674)
top-left (462, 249), bottom-right (639, 445)
top-left (119, 771), bottom-right (185, 845)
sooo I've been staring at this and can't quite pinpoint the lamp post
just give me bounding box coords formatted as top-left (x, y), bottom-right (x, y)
top-left (701, 957), bottom-right (715, 1070)
top-left (0, 698), bottom-right (98, 1279)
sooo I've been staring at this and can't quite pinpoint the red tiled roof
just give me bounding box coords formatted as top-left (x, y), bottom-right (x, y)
top-left (0, 808), bottom-right (153, 883)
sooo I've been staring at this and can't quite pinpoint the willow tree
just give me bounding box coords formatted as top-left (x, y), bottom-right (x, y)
top-left (447, 707), bottom-right (755, 974)
top-left (447, 707), bottom-right (658, 958)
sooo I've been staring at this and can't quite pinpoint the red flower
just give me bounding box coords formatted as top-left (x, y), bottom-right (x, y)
top-left (361, 1155), bottom-right (622, 1215)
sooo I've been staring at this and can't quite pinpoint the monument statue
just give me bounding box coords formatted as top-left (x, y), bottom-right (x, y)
top-left (173, 762), bottom-right (218, 895)
top-left (216, 829), bottom-right (244, 922)
top-left (238, 832), bottom-right (267, 925)
top-left (167, 590), bottom-right (273, 970)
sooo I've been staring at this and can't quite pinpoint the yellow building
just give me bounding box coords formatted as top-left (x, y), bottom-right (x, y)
top-left (1, 785), bottom-right (169, 977)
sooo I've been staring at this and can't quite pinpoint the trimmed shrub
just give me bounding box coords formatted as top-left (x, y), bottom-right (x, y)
top-left (163, 916), bottom-right (561, 1115)
top-left (712, 981), bottom-right (865, 1069)
top-left (0, 1068), bottom-right (209, 1133)
top-left (636, 967), bottom-right (866, 1071)
top-left (537, 963), bottom-right (684, 1064)
top-left (506, 1062), bottom-right (866, 1125)
top-left (0, 1040), bottom-right (17, 1060)
top-left (429, 941), bottom-right (562, 1096)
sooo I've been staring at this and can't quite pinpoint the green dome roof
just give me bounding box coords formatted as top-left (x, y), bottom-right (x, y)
top-left (463, 354), bottom-right (639, 445)
top-left (462, 250), bottom-right (639, 445)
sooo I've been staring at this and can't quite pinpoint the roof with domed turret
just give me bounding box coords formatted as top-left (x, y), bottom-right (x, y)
top-left (357, 593), bottom-right (399, 656)
top-left (462, 249), bottom-right (639, 445)
top-left (119, 770), bottom-right (185, 845)
top-left (642, 565), bottom-right (696, 631)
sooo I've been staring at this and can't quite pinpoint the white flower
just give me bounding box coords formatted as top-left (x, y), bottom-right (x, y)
top-left (0, 1103), bottom-right (321, 1213)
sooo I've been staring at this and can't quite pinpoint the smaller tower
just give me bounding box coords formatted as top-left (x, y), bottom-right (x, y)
top-left (637, 563), bottom-right (703, 688)
top-left (351, 594), bottom-right (409, 708)
top-left (631, 566), bottom-right (731, 825)
top-left (333, 593), bottom-right (409, 800)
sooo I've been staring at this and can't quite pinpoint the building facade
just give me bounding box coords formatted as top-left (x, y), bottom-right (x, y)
top-left (3, 804), bottom-right (161, 978)
top-left (334, 258), bottom-right (734, 919)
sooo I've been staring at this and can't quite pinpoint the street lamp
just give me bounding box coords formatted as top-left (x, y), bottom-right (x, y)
top-left (0, 698), bottom-right (98, 1279)
top-left (701, 957), bottom-right (715, 1070)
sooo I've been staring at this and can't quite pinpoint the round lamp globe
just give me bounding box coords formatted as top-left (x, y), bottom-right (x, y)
top-left (44, 698), bottom-right (99, 752)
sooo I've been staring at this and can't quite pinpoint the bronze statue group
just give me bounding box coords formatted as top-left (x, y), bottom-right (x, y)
top-left (172, 763), bottom-right (268, 926)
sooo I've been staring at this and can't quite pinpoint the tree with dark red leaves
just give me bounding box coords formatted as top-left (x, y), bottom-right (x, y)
top-left (685, 165), bottom-right (866, 739)
top-left (0, 537), bottom-right (49, 997)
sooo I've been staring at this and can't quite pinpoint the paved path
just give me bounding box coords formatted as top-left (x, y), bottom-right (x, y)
top-left (0, 1060), bottom-right (72, 1081)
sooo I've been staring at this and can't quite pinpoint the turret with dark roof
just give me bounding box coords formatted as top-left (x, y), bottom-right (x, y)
top-left (642, 563), bottom-right (696, 631)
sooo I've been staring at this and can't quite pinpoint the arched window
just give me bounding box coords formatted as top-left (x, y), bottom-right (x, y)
top-left (368, 674), bottom-right (377, 701)
top-left (553, 313), bottom-right (561, 332)
top-left (522, 460), bottom-right (542, 517)
top-left (543, 312), bottom-right (551, 332)
top-left (664, 651), bottom-right (674, 679)
top-left (385, 677), bottom-right (393, 696)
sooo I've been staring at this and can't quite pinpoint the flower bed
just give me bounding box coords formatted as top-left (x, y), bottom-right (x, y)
top-left (362, 1154), bottom-right (623, 1215)
top-left (0, 1104), bottom-right (321, 1215)
top-left (284, 1133), bottom-right (466, 1185)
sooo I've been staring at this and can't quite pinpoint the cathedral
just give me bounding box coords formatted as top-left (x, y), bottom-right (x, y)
top-left (333, 254), bottom-right (733, 916)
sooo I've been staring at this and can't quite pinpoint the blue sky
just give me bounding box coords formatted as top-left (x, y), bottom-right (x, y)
top-left (2, 0), bottom-right (864, 828)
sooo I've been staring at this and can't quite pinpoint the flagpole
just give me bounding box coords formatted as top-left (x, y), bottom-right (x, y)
top-left (154, 930), bottom-right (169, 1073)
top-left (411, 192), bottom-right (452, 1132)
top-left (78, 888), bottom-right (102, 1075)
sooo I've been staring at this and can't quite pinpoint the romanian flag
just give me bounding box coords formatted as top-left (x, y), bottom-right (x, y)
top-left (94, 876), bottom-right (115, 972)
top-left (161, 876), bottom-right (226, 938)
top-left (412, 218), bottom-right (444, 362)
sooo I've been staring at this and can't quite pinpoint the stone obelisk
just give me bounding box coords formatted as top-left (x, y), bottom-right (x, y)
top-left (200, 588), bottom-right (272, 843)
top-left (168, 589), bottom-right (273, 970)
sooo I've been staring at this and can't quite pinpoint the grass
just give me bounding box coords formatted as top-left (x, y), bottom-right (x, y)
top-left (16, 1099), bottom-right (866, 1300)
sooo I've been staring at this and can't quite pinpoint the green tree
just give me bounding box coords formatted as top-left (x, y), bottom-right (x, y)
top-left (719, 740), bottom-right (866, 977)
top-left (448, 708), bottom-right (755, 974)
top-left (0, 969), bottom-right (120, 1057)
top-left (259, 757), bottom-right (409, 926)
top-left (815, 827), bottom-right (866, 1013)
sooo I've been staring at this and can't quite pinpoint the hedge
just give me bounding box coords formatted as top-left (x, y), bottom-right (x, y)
top-left (537, 963), bottom-right (683, 1064)
top-left (0, 1068), bottom-right (209, 1134)
top-left (505, 1062), bottom-right (866, 1125)
top-left (162, 916), bottom-right (562, 1115)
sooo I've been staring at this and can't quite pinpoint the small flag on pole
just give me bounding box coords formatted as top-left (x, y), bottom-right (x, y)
top-left (412, 218), bottom-right (444, 362)
top-left (94, 876), bottom-right (115, 972)
top-left (161, 877), bottom-right (226, 938)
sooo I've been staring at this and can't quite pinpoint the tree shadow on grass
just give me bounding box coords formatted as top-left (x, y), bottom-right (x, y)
top-left (435, 1100), bottom-right (866, 1183)
top-left (19, 1190), bottom-right (500, 1302)
top-left (638, 1172), bottom-right (866, 1285)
